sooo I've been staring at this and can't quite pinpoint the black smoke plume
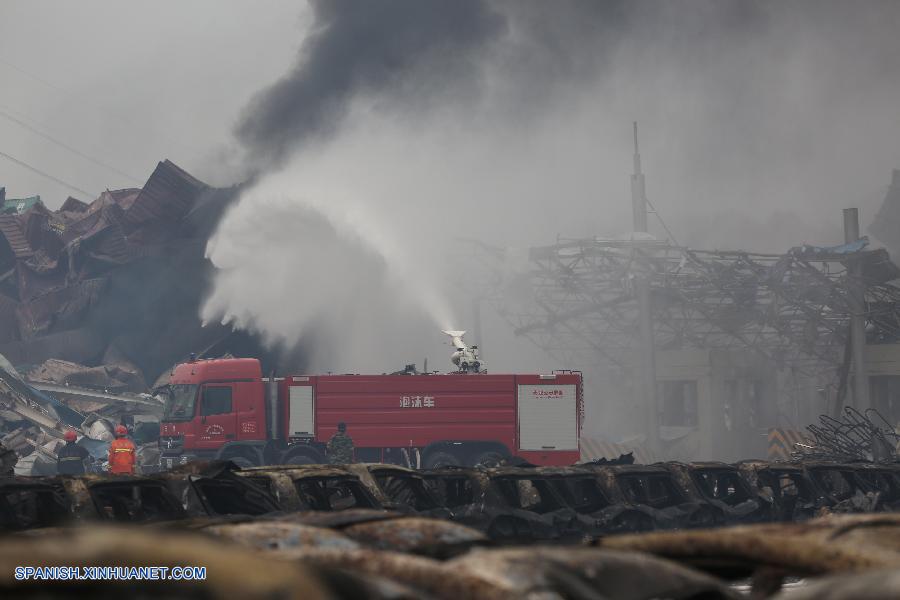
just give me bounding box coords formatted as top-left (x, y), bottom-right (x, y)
top-left (235, 0), bottom-right (506, 170)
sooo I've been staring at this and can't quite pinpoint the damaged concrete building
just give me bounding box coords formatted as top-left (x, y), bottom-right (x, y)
top-left (471, 170), bottom-right (900, 463)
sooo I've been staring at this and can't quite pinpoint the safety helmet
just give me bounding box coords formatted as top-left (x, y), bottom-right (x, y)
top-left (63, 430), bottom-right (77, 442)
top-left (114, 425), bottom-right (128, 437)
top-left (337, 422), bottom-right (347, 432)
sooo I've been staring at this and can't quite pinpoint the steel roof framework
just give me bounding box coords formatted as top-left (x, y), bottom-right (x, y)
top-left (471, 238), bottom-right (900, 390)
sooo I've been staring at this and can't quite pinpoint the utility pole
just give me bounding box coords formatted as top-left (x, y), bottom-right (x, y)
top-left (631, 122), bottom-right (660, 454)
top-left (631, 123), bottom-right (648, 232)
top-left (843, 208), bottom-right (870, 411)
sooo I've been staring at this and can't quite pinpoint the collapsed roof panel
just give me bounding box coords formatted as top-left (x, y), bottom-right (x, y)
top-left (0, 326), bottom-right (106, 367)
top-left (122, 160), bottom-right (207, 230)
top-left (15, 278), bottom-right (107, 340)
top-left (0, 215), bottom-right (33, 259)
top-left (59, 196), bottom-right (89, 214)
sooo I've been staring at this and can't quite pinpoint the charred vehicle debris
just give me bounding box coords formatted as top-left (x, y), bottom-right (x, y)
top-left (3, 458), bottom-right (900, 538)
top-left (3, 459), bottom-right (900, 598)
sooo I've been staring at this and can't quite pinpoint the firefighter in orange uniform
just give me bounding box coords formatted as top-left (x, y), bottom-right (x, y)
top-left (108, 425), bottom-right (136, 475)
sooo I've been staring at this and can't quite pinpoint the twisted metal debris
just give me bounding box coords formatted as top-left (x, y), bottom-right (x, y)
top-left (797, 407), bottom-right (900, 462)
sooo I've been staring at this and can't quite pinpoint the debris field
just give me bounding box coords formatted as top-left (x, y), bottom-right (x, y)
top-left (0, 457), bottom-right (899, 598)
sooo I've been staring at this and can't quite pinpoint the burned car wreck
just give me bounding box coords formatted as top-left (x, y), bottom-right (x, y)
top-left (422, 465), bottom-right (655, 542)
top-left (662, 461), bottom-right (772, 525)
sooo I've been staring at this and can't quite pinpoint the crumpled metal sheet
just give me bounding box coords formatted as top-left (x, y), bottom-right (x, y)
top-left (448, 546), bottom-right (741, 600)
top-left (272, 547), bottom-right (507, 600)
top-left (26, 357), bottom-right (146, 394)
top-left (203, 520), bottom-right (361, 552)
top-left (340, 515), bottom-right (487, 557)
top-left (275, 508), bottom-right (404, 529)
top-left (0, 159), bottom-right (243, 391)
top-left (598, 513), bottom-right (900, 579)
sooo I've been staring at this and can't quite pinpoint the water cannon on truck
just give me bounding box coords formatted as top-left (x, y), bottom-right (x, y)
top-left (443, 330), bottom-right (485, 373)
top-left (158, 332), bottom-right (582, 470)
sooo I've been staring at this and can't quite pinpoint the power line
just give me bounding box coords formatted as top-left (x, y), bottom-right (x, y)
top-left (0, 149), bottom-right (95, 199)
top-left (0, 106), bottom-right (142, 184)
top-left (0, 57), bottom-right (195, 158)
top-left (0, 58), bottom-right (68, 95)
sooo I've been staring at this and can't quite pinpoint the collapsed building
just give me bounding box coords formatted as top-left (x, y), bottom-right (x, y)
top-left (0, 160), bottom-right (235, 382)
top-left (0, 159), bottom-right (323, 379)
top-left (0, 161), bottom-right (310, 473)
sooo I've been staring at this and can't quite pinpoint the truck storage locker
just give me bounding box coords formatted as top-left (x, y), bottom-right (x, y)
top-left (289, 385), bottom-right (315, 437)
top-left (517, 383), bottom-right (578, 450)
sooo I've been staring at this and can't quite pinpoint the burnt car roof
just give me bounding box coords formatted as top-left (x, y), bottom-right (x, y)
top-left (238, 465), bottom-right (357, 478)
top-left (352, 463), bottom-right (422, 475)
top-left (480, 466), bottom-right (596, 478)
top-left (802, 462), bottom-right (867, 470)
top-left (605, 464), bottom-right (677, 475)
top-left (737, 461), bottom-right (807, 473)
top-left (669, 461), bottom-right (737, 470)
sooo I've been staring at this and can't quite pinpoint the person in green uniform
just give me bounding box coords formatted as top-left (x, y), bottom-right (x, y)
top-left (327, 422), bottom-right (354, 464)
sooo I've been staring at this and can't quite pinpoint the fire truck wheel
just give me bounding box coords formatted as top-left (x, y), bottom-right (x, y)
top-left (227, 455), bottom-right (256, 469)
top-left (424, 451), bottom-right (461, 469)
top-left (285, 453), bottom-right (317, 465)
top-left (472, 450), bottom-right (506, 467)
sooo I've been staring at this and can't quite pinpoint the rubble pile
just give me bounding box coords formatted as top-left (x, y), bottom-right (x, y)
top-left (26, 358), bottom-right (147, 394)
top-left (0, 345), bottom-right (166, 476)
top-left (0, 160), bottom-right (245, 384)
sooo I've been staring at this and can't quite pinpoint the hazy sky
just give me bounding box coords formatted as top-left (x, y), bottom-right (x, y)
top-left (1, 1), bottom-right (897, 247)
top-left (0, 1), bottom-right (306, 201)
top-left (3, 1), bottom-right (900, 379)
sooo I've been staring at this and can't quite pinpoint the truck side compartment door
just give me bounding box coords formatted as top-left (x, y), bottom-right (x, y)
top-left (194, 384), bottom-right (238, 451)
top-left (517, 383), bottom-right (578, 451)
top-left (288, 385), bottom-right (315, 437)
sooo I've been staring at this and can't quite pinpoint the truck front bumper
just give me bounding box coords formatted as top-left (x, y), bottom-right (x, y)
top-left (160, 454), bottom-right (193, 470)
top-left (159, 448), bottom-right (220, 470)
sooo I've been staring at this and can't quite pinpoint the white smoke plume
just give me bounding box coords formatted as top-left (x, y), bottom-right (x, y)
top-left (199, 0), bottom-right (900, 424)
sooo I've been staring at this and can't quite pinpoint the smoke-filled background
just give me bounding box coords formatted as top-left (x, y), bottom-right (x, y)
top-left (3, 1), bottom-right (900, 435)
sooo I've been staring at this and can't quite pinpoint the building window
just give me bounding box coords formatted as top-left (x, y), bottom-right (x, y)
top-left (870, 376), bottom-right (900, 426)
top-left (746, 380), bottom-right (763, 428)
top-left (658, 380), bottom-right (698, 427)
top-left (726, 379), bottom-right (764, 429)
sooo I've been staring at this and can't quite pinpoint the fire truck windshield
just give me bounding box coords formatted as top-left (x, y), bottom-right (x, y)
top-left (162, 384), bottom-right (198, 421)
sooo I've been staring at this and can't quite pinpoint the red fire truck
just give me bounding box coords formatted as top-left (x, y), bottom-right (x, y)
top-left (158, 357), bottom-right (583, 469)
